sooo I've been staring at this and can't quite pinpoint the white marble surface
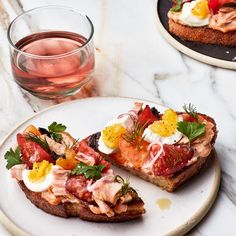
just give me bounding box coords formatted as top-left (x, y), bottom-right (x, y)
top-left (0, 0), bottom-right (235, 235)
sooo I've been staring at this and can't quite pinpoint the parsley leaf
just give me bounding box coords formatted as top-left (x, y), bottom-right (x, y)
top-left (171, 0), bottom-right (182, 12)
top-left (4, 147), bottom-right (22, 170)
top-left (48, 122), bottom-right (66, 133)
top-left (48, 122), bottom-right (67, 143)
top-left (177, 121), bottom-right (206, 142)
top-left (71, 162), bottom-right (105, 180)
top-left (50, 132), bottom-right (63, 143)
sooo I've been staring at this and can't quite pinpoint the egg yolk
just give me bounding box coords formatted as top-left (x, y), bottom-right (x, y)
top-left (150, 109), bottom-right (178, 137)
top-left (28, 160), bottom-right (52, 182)
top-left (102, 124), bottom-right (126, 148)
top-left (192, 0), bottom-right (209, 19)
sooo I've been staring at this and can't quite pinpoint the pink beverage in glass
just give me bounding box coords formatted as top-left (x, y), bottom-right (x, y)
top-left (8, 6), bottom-right (94, 99)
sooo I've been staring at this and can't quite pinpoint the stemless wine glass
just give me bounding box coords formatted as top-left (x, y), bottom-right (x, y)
top-left (7, 6), bottom-right (94, 99)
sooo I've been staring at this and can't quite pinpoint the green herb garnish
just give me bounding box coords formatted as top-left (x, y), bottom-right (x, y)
top-left (122, 116), bottom-right (147, 149)
top-left (115, 175), bottom-right (132, 195)
top-left (171, 0), bottom-right (182, 12)
top-left (177, 121), bottom-right (206, 142)
top-left (4, 147), bottom-right (22, 169)
top-left (71, 162), bottom-right (105, 180)
top-left (26, 133), bottom-right (50, 153)
top-left (183, 103), bottom-right (198, 120)
top-left (48, 122), bottom-right (67, 143)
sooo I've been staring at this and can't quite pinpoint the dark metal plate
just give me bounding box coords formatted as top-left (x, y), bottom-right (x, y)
top-left (157, 0), bottom-right (236, 64)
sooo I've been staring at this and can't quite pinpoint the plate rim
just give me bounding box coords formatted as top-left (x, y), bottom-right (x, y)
top-left (153, 0), bottom-right (236, 70)
top-left (0, 96), bottom-right (221, 236)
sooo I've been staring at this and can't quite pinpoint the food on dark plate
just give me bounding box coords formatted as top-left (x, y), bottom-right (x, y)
top-left (168, 0), bottom-right (236, 45)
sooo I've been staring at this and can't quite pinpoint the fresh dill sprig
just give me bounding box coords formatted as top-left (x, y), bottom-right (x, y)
top-left (71, 138), bottom-right (80, 148)
top-left (183, 103), bottom-right (198, 120)
top-left (26, 133), bottom-right (50, 153)
top-left (115, 175), bottom-right (131, 195)
top-left (122, 115), bottom-right (147, 149)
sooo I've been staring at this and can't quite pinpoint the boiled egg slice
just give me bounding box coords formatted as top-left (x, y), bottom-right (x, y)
top-left (22, 160), bottom-right (54, 192)
top-left (143, 109), bottom-right (183, 145)
top-left (98, 124), bottom-right (126, 154)
top-left (179, 0), bottom-right (210, 27)
top-left (98, 115), bottom-right (132, 154)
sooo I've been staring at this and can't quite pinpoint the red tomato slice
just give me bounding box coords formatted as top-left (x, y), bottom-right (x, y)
top-left (137, 105), bottom-right (159, 127)
top-left (208, 0), bottom-right (236, 13)
top-left (182, 113), bottom-right (196, 122)
top-left (153, 145), bottom-right (194, 176)
top-left (208, 0), bottom-right (220, 13)
top-left (17, 133), bottom-right (53, 168)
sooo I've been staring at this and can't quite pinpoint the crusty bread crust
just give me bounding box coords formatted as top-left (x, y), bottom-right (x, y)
top-left (100, 113), bottom-right (217, 192)
top-left (168, 18), bottom-right (236, 46)
top-left (17, 181), bottom-right (145, 222)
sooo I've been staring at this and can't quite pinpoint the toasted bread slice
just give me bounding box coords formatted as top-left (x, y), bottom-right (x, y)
top-left (18, 181), bottom-right (145, 222)
top-left (90, 112), bottom-right (217, 192)
top-left (168, 18), bottom-right (236, 46)
top-left (101, 149), bottom-right (213, 192)
top-left (6, 124), bottom-right (145, 223)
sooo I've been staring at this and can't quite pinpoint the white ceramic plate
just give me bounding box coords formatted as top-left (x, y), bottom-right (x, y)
top-left (0, 97), bottom-right (220, 236)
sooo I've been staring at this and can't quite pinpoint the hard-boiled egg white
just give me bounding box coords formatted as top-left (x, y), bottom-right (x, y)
top-left (22, 161), bottom-right (54, 192)
top-left (179, 0), bottom-right (210, 27)
top-left (143, 125), bottom-right (183, 145)
top-left (98, 115), bottom-right (131, 154)
top-left (142, 109), bottom-right (183, 145)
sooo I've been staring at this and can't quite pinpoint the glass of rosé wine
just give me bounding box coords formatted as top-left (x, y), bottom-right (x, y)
top-left (7, 6), bottom-right (95, 99)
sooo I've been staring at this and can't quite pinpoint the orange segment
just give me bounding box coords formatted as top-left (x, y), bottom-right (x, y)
top-left (56, 157), bottom-right (77, 170)
top-left (56, 148), bottom-right (78, 170)
top-left (23, 125), bottom-right (41, 136)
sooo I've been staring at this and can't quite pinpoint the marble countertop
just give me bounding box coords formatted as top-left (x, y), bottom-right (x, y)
top-left (0, 0), bottom-right (235, 235)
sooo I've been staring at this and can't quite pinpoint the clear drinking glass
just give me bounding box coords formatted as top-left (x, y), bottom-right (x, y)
top-left (7, 6), bottom-right (95, 99)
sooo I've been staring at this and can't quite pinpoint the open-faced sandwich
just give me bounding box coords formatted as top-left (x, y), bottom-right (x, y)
top-left (4, 123), bottom-right (145, 222)
top-left (168, 0), bottom-right (236, 45)
top-left (88, 103), bottom-right (217, 192)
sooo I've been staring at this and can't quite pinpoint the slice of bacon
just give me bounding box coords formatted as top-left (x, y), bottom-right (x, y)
top-left (89, 201), bottom-right (115, 217)
top-left (41, 187), bottom-right (62, 205)
top-left (92, 181), bottom-right (122, 206)
top-left (73, 140), bottom-right (101, 164)
top-left (113, 203), bottom-right (128, 214)
top-left (51, 166), bottom-right (70, 196)
top-left (11, 164), bottom-right (27, 180)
